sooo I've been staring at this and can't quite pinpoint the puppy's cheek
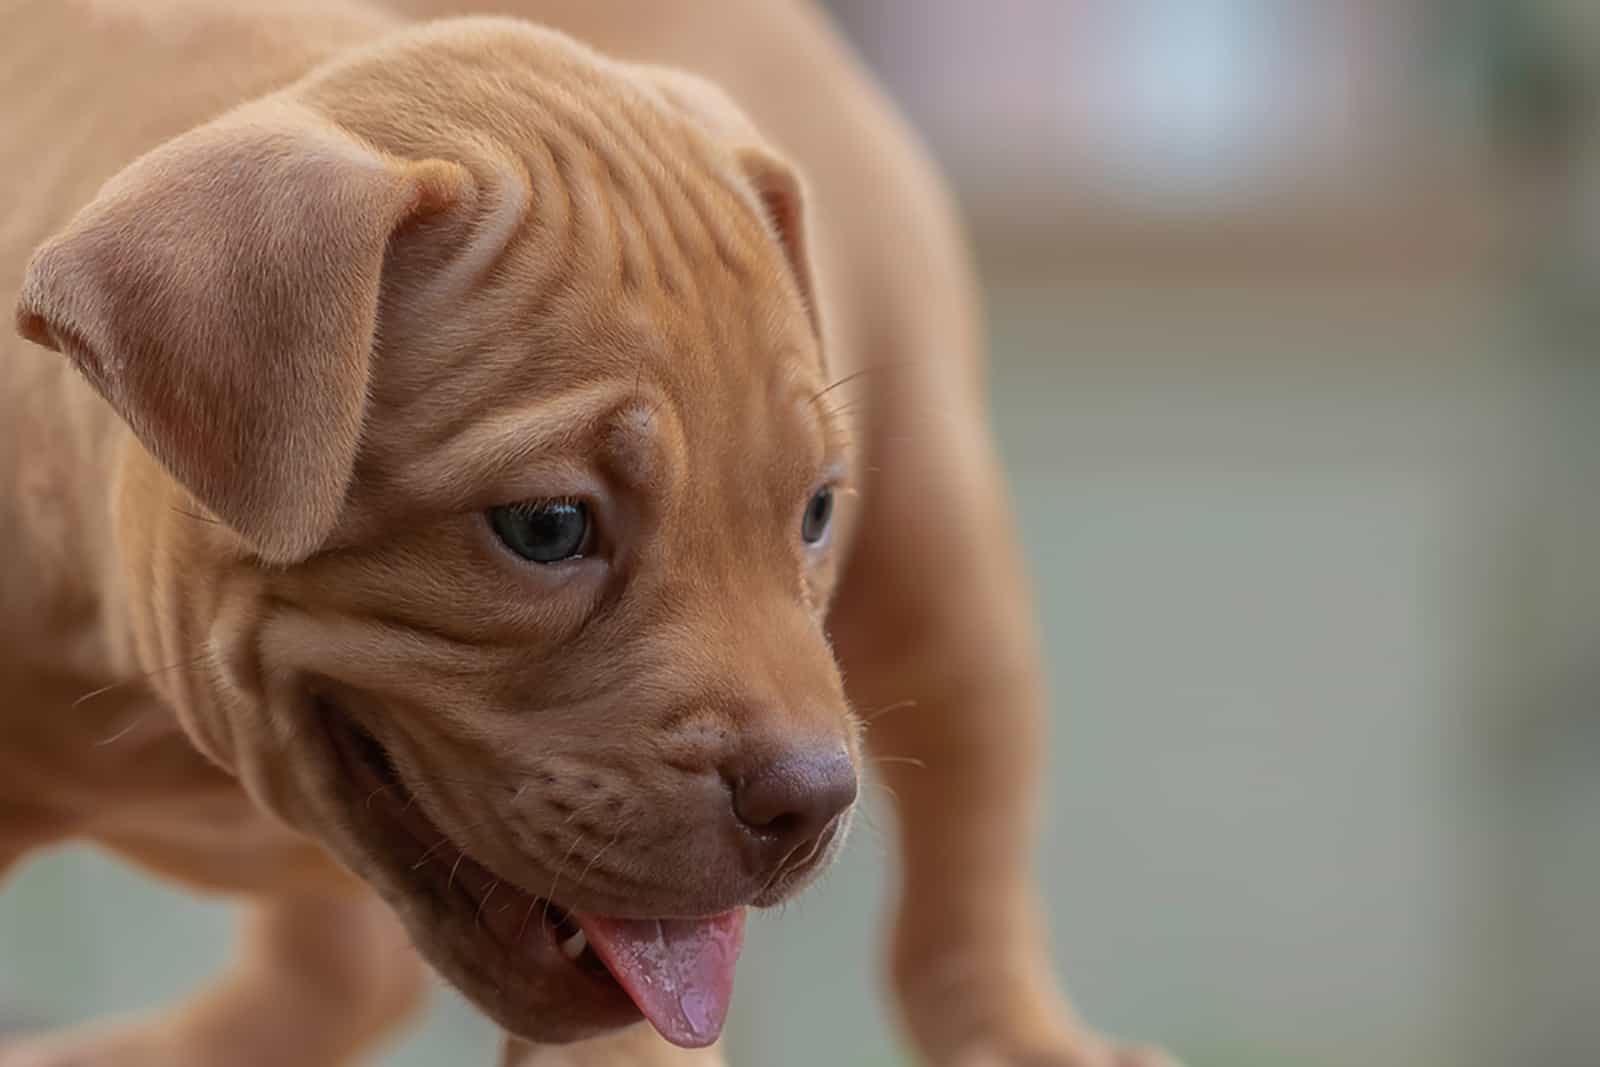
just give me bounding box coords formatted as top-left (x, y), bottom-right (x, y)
top-left (217, 690), bottom-right (321, 835)
top-left (199, 593), bottom-right (330, 834)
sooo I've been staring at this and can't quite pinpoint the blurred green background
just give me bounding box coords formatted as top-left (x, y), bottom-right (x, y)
top-left (3, 2), bottom-right (1597, 1065)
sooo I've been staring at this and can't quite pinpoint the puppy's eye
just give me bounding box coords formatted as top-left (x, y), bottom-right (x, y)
top-left (488, 501), bottom-right (592, 563)
top-left (801, 487), bottom-right (834, 545)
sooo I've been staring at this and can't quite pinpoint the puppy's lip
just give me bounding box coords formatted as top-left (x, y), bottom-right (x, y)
top-left (314, 695), bottom-right (641, 1037)
top-left (748, 813), bottom-right (849, 907)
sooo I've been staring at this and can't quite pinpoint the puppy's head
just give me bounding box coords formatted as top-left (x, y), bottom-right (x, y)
top-left (17, 19), bottom-right (857, 1048)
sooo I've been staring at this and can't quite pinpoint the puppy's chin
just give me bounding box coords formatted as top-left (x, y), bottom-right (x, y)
top-left (311, 696), bottom-right (642, 1045)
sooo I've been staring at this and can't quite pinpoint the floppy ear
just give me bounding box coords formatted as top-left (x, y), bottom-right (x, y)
top-left (734, 145), bottom-right (821, 341)
top-left (15, 102), bottom-right (465, 564)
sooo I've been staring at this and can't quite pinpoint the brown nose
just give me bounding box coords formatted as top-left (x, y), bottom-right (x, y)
top-left (729, 745), bottom-right (857, 861)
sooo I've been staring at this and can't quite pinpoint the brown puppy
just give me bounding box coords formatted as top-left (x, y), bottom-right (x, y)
top-left (0, 2), bottom-right (1171, 1066)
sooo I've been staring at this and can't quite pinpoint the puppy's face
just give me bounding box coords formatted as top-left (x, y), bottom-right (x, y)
top-left (18, 22), bottom-right (857, 1049)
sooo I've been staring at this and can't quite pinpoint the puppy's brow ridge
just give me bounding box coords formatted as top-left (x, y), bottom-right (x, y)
top-left (418, 383), bottom-right (635, 498)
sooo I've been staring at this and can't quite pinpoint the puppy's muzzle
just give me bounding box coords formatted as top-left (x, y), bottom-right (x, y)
top-left (725, 743), bottom-right (857, 879)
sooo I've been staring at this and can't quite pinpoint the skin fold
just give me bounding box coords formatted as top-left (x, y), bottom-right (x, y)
top-left (0, 1), bottom-right (1174, 1065)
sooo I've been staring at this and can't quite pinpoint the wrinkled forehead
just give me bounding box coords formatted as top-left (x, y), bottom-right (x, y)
top-left (372, 283), bottom-right (830, 499)
top-left (320, 29), bottom-right (839, 508)
top-left (354, 222), bottom-right (838, 520)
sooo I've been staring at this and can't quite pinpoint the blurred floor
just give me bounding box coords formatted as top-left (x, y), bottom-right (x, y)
top-left (6, 275), bottom-right (1593, 1067)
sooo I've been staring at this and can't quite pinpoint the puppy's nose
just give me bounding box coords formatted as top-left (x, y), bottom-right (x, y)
top-left (729, 745), bottom-right (857, 858)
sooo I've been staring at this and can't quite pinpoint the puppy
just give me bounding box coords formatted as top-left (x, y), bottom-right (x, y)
top-left (0, 2), bottom-right (1171, 1065)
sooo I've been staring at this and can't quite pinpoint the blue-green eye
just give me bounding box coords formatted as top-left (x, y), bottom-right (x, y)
top-left (802, 487), bottom-right (833, 545)
top-left (488, 501), bottom-right (592, 563)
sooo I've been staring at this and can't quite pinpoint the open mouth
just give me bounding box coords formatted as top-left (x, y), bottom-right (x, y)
top-left (316, 697), bottom-right (744, 1049)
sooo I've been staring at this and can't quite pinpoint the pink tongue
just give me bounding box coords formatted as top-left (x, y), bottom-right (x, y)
top-left (573, 910), bottom-right (746, 1048)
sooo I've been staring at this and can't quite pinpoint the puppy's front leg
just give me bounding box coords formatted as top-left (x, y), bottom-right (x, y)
top-left (0, 888), bottom-right (425, 1067)
top-left (501, 1028), bottom-right (723, 1067)
top-left (829, 377), bottom-right (1175, 1067)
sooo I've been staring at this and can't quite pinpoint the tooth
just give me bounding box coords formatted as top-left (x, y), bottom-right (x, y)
top-left (560, 929), bottom-right (587, 960)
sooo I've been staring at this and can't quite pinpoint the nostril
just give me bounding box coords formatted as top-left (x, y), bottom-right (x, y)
top-left (728, 745), bottom-right (857, 848)
top-left (757, 810), bottom-right (802, 838)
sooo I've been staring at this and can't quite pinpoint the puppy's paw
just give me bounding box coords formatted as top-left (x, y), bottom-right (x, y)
top-left (502, 1031), bottom-right (726, 1067)
top-left (890, 935), bottom-right (1181, 1067)
top-left (891, 892), bottom-right (1181, 1067)
top-left (0, 1026), bottom-right (201, 1067)
top-left (949, 1037), bottom-right (1182, 1067)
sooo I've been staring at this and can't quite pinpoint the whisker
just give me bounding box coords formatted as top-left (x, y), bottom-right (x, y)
top-left (575, 823), bottom-right (629, 891)
top-left (541, 832), bottom-right (587, 927)
top-left (755, 831), bottom-right (812, 901)
top-left (170, 506), bottom-right (221, 526)
top-left (860, 699), bottom-right (918, 724)
top-left (365, 783), bottom-right (408, 810)
top-left (72, 651), bottom-right (213, 712)
top-left (515, 896), bottom-right (542, 942)
top-left (873, 755), bottom-right (927, 770)
top-left (412, 836), bottom-right (458, 870)
top-left (816, 396), bottom-right (870, 422)
top-left (474, 879), bottom-right (502, 928)
top-left (410, 820), bottom-right (494, 870)
top-left (447, 851), bottom-right (468, 893)
top-left (808, 359), bottom-right (922, 406)
top-left (787, 813), bottom-right (836, 874)
top-left (94, 719), bottom-right (146, 747)
top-left (539, 793), bottom-right (611, 833)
